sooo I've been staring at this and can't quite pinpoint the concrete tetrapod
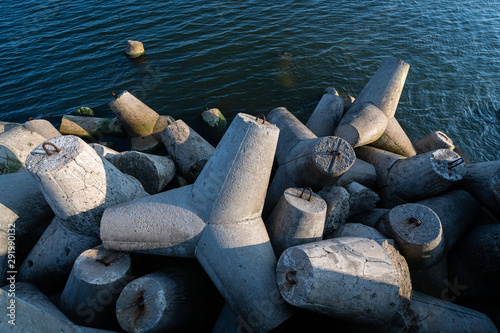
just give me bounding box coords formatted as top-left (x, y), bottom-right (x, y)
top-left (305, 87), bottom-right (344, 137)
top-left (264, 107), bottom-right (356, 216)
top-left (160, 119), bottom-right (215, 183)
top-left (109, 151), bottom-right (176, 194)
top-left (335, 157), bottom-right (376, 188)
top-left (344, 181), bottom-right (380, 217)
top-left (23, 118), bottom-right (62, 140)
top-left (376, 203), bottom-right (444, 269)
top-left (265, 187), bottom-right (327, 257)
top-left (334, 58), bottom-right (410, 147)
top-left (0, 282), bottom-right (79, 332)
top-left (459, 160), bottom-right (500, 217)
top-left (18, 135), bottom-right (147, 291)
top-left (354, 146), bottom-right (404, 189)
top-left (116, 267), bottom-right (210, 333)
top-left (60, 115), bottom-right (125, 140)
top-left (317, 185), bottom-right (350, 236)
top-left (0, 121), bottom-right (20, 134)
top-left (370, 117), bottom-right (416, 157)
top-left (413, 130), bottom-right (455, 154)
top-left (109, 91), bottom-right (174, 152)
top-left (101, 113), bottom-right (294, 332)
top-left (60, 245), bottom-right (133, 330)
top-left (276, 237), bottom-right (412, 326)
top-left (0, 171), bottom-right (54, 283)
top-left (384, 149), bottom-right (466, 205)
top-left (0, 125), bottom-right (47, 174)
top-left (417, 190), bottom-right (480, 253)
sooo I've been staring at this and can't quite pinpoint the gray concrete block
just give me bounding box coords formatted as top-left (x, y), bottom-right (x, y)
top-left (0, 126), bottom-right (47, 175)
top-left (23, 119), bottom-right (61, 140)
top-left (160, 119), bottom-right (215, 183)
top-left (371, 117), bottom-right (416, 157)
top-left (0, 121), bottom-right (21, 134)
top-left (377, 203), bottom-right (444, 269)
top-left (116, 267), bottom-right (209, 333)
top-left (17, 217), bottom-right (101, 292)
top-left (331, 223), bottom-right (386, 240)
top-left (346, 208), bottom-right (390, 228)
top-left (335, 157), bottom-right (377, 188)
top-left (265, 187), bottom-right (326, 257)
top-left (101, 113), bottom-right (293, 332)
top-left (386, 149), bottom-right (466, 202)
top-left (344, 181), bottom-right (380, 217)
top-left (317, 185), bottom-right (350, 236)
top-left (26, 135), bottom-right (148, 237)
top-left (305, 87), bottom-right (344, 137)
top-left (109, 151), bottom-right (176, 194)
top-left (276, 237), bottom-right (412, 326)
top-left (413, 130), bottom-right (455, 154)
top-left (354, 146), bottom-right (404, 189)
top-left (417, 190), bottom-right (480, 253)
top-left (60, 245), bottom-right (132, 330)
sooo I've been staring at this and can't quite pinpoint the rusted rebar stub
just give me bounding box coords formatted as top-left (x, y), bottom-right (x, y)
top-left (28, 117), bottom-right (35, 121)
top-left (448, 157), bottom-right (465, 169)
top-left (407, 217), bottom-right (422, 226)
top-left (111, 92), bottom-right (118, 99)
top-left (42, 142), bottom-right (61, 156)
top-left (256, 114), bottom-right (266, 124)
top-left (330, 150), bottom-right (341, 158)
top-left (285, 271), bottom-right (297, 285)
top-left (300, 187), bottom-right (314, 202)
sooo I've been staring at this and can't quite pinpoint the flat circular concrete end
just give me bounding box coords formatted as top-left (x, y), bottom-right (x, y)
top-left (284, 187), bottom-right (327, 215)
top-left (387, 203), bottom-right (444, 268)
top-left (430, 149), bottom-right (466, 181)
top-left (116, 275), bottom-right (168, 333)
top-left (313, 136), bottom-right (356, 177)
top-left (74, 245), bottom-right (131, 285)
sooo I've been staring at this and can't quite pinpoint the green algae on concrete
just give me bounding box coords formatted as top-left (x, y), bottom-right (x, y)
top-left (75, 107), bottom-right (94, 117)
top-left (201, 108), bottom-right (227, 136)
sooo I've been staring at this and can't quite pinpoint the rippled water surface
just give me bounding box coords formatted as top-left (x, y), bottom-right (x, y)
top-left (1, 0), bottom-right (499, 161)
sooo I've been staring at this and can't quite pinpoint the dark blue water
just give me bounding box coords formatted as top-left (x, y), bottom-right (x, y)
top-left (1, 0), bottom-right (499, 162)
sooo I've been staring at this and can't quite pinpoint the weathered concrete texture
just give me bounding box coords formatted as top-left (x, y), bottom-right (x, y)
top-left (317, 185), bottom-right (350, 236)
top-left (344, 181), bottom-right (380, 217)
top-left (109, 91), bottom-right (174, 152)
top-left (334, 102), bottom-right (388, 148)
top-left (336, 157), bottom-right (376, 188)
top-left (89, 143), bottom-right (120, 160)
top-left (160, 119), bottom-right (215, 183)
top-left (347, 208), bottom-right (390, 228)
top-left (409, 255), bottom-right (448, 299)
top-left (370, 117), bottom-right (416, 157)
top-left (26, 135), bottom-right (148, 237)
top-left (334, 58), bottom-right (410, 148)
top-left (0, 126), bottom-right (47, 174)
top-left (265, 187), bottom-right (326, 256)
top-left (60, 245), bottom-right (132, 330)
top-left (413, 130), bottom-right (455, 154)
top-left (354, 146), bottom-right (404, 189)
top-left (406, 291), bottom-right (497, 332)
top-left (116, 268), bottom-right (209, 333)
top-left (60, 115), bottom-right (126, 140)
top-left (350, 58), bottom-right (410, 119)
top-left (126, 40), bottom-right (145, 58)
top-left (331, 223), bottom-right (386, 240)
top-left (23, 119), bottom-right (61, 140)
top-left (0, 171), bottom-right (54, 283)
top-left (0, 121), bottom-right (21, 134)
top-left (305, 87), bottom-right (344, 137)
top-left (17, 217), bottom-right (101, 292)
top-left (448, 223), bottom-right (500, 300)
top-left (102, 113), bottom-right (293, 332)
top-left (101, 185), bottom-right (205, 257)
top-left (276, 237), bottom-right (412, 326)
top-left (417, 190), bottom-right (480, 253)
top-left (343, 94), bottom-right (355, 111)
top-left (265, 107), bottom-right (355, 215)
top-left (377, 203), bottom-right (444, 269)
top-left (109, 151), bottom-right (176, 194)
top-left (386, 149), bottom-right (466, 202)
top-left (459, 160), bottom-right (500, 217)
top-left (0, 282), bottom-right (80, 332)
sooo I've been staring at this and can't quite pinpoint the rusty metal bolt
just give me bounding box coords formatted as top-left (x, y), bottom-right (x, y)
top-left (300, 187), bottom-right (314, 202)
top-left (42, 142), bottom-right (61, 156)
